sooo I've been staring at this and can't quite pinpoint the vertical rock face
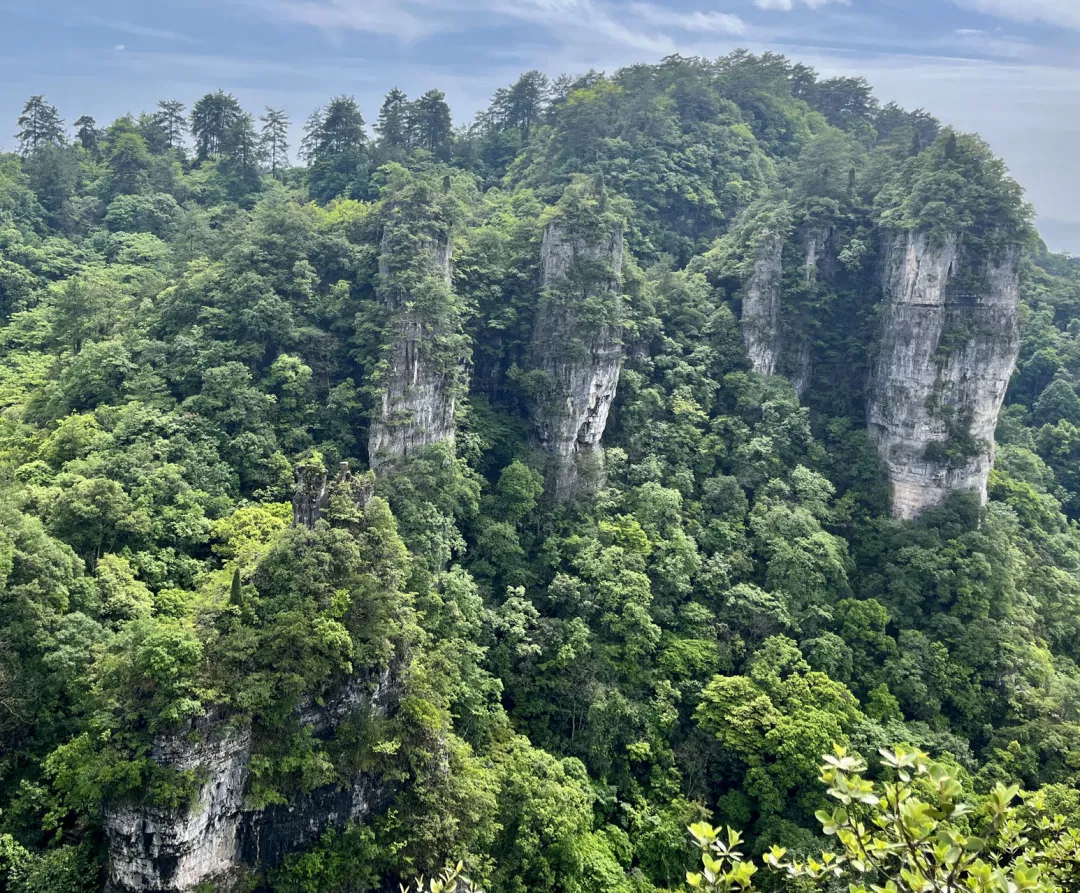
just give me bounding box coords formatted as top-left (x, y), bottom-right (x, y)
top-left (868, 230), bottom-right (1021, 520)
top-left (789, 226), bottom-right (836, 398)
top-left (368, 230), bottom-right (459, 472)
top-left (104, 716), bottom-right (252, 893)
top-left (293, 461), bottom-right (374, 529)
top-left (528, 221), bottom-right (624, 498)
top-left (740, 232), bottom-right (784, 376)
top-left (104, 675), bottom-right (398, 892)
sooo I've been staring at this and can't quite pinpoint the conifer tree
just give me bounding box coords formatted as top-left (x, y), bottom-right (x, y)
top-left (409, 89), bottom-right (452, 159)
top-left (153, 100), bottom-right (187, 150)
top-left (190, 90), bottom-right (243, 161)
top-left (301, 96), bottom-right (368, 203)
top-left (504, 70), bottom-right (549, 140)
top-left (220, 112), bottom-right (263, 198)
top-left (375, 88), bottom-right (410, 151)
top-left (73, 115), bottom-right (99, 154)
top-left (259, 107), bottom-right (290, 179)
top-left (16, 95), bottom-right (64, 156)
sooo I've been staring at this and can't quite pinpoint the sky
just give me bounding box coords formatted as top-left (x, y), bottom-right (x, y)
top-left (2, 0), bottom-right (1079, 252)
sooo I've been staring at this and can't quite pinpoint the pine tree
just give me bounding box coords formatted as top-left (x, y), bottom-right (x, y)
top-left (137, 112), bottom-right (170, 155)
top-left (73, 115), bottom-right (99, 154)
top-left (301, 97), bottom-right (369, 203)
top-left (259, 108), bottom-right (290, 179)
top-left (505, 70), bottom-right (549, 141)
top-left (409, 89), bottom-right (452, 159)
top-left (16, 95), bottom-right (65, 156)
top-left (302, 96), bottom-right (366, 160)
top-left (375, 88), bottom-right (410, 150)
top-left (108, 133), bottom-right (152, 196)
top-left (220, 113), bottom-right (263, 198)
top-left (190, 90), bottom-right (243, 161)
top-left (153, 100), bottom-right (187, 150)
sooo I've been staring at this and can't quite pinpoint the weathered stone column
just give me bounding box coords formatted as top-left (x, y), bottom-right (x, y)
top-left (368, 188), bottom-right (464, 472)
top-left (527, 211), bottom-right (625, 499)
top-left (868, 230), bottom-right (1020, 520)
top-left (740, 231), bottom-right (784, 377)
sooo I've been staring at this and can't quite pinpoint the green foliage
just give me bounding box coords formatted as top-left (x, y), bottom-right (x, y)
top-left (687, 746), bottom-right (1080, 893)
top-left (0, 50), bottom-right (1074, 893)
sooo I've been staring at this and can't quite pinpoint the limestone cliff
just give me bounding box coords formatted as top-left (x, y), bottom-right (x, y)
top-left (868, 230), bottom-right (1021, 520)
top-left (104, 715), bottom-right (251, 893)
top-left (527, 219), bottom-right (624, 499)
top-left (788, 226), bottom-right (836, 397)
top-left (368, 224), bottom-right (461, 472)
top-left (104, 672), bottom-right (397, 892)
top-left (740, 232), bottom-right (784, 376)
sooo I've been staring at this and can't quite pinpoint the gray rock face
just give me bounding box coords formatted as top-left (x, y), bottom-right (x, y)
top-left (868, 230), bottom-right (1021, 520)
top-left (293, 462), bottom-right (374, 529)
top-left (368, 231), bottom-right (459, 472)
top-left (741, 232), bottom-right (784, 376)
top-left (788, 228), bottom-right (829, 398)
top-left (528, 221), bottom-right (624, 498)
top-left (104, 672), bottom-right (398, 892)
top-left (104, 716), bottom-right (252, 893)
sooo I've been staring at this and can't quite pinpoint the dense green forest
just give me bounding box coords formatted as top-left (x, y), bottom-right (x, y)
top-left (2, 52), bottom-right (1080, 893)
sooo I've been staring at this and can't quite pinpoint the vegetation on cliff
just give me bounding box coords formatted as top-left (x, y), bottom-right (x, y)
top-left (1, 53), bottom-right (1079, 893)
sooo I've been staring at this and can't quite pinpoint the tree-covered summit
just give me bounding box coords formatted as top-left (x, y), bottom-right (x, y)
top-left (1, 50), bottom-right (1079, 893)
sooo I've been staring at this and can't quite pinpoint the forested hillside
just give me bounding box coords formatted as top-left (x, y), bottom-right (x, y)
top-left (2, 52), bottom-right (1080, 893)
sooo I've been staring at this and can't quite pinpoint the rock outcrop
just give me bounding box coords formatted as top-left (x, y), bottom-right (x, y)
top-left (104, 716), bottom-right (252, 893)
top-left (528, 219), bottom-right (625, 498)
top-left (368, 227), bottom-right (461, 472)
top-left (740, 232), bottom-right (784, 376)
top-left (293, 461), bottom-right (374, 529)
top-left (104, 672), bottom-right (397, 893)
top-left (868, 231), bottom-right (1021, 520)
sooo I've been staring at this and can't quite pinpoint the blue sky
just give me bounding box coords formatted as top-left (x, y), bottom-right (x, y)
top-left (2, 0), bottom-right (1080, 251)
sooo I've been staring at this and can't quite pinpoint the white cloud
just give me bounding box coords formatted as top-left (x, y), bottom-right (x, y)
top-left (238, 0), bottom-right (747, 53)
top-left (114, 43), bottom-right (126, 50)
top-left (953, 0), bottom-right (1080, 29)
top-left (629, 3), bottom-right (745, 35)
top-left (949, 27), bottom-right (1034, 59)
top-left (755, 0), bottom-right (847, 10)
top-left (248, 0), bottom-right (439, 41)
top-left (93, 19), bottom-right (197, 43)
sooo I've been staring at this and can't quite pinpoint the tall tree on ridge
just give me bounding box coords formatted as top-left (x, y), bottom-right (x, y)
top-left (302, 96), bottom-right (368, 203)
top-left (73, 115), bottom-right (100, 154)
top-left (260, 107), bottom-right (290, 179)
top-left (220, 112), bottom-right (263, 199)
top-left (190, 90), bottom-right (243, 161)
top-left (107, 132), bottom-right (152, 196)
top-left (153, 100), bottom-right (187, 150)
top-left (505, 70), bottom-right (549, 141)
top-left (16, 95), bottom-right (65, 156)
top-left (409, 89), bottom-right (452, 159)
top-left (375, 88), bottom-right (410, 152)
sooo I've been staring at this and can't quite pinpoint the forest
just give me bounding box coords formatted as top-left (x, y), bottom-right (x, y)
top-left (2, 50), bottom-right (1080, 893)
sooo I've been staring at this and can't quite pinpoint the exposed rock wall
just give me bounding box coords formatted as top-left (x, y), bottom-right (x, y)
top-left (740, 232), bottom-right (784, 376)
top-left (868, 230), bottom-right (1021, 520)
top-left (528, 221), bottom-right (624, 499)
top-left (104, 716), bottom-right (251, 893)
top-left (293, 462), bottom-right (374, 529)
top-left (368, 229), bottom-right (460, 472)
top-left (104, 673), bottom-right (398, 892)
